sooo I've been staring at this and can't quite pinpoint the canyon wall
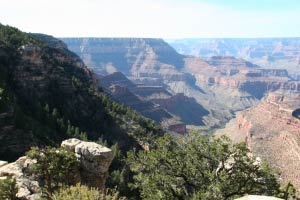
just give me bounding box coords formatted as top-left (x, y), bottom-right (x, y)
top-left (61, 38), bottom-right (185, 76)
top-left (215, 92), bottom-right (300, 187)
top-left (62, 37), bottom-right (296, 130)
top-left (167, 38), bottom-right (300, 76)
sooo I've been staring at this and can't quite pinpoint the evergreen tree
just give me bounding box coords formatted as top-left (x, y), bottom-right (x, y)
top-left (127, 133), bottom-right (283, 200)
top-left (26, 147), bottom-right (79, 197)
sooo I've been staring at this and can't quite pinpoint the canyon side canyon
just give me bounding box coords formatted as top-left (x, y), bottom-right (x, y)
top-left (62, 38), bottom-right (299, 129)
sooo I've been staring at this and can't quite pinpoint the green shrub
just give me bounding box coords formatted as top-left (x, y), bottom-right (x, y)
top-left (0, 176), bottom-right (18, 200)
top-left (51, 183), bottom-right (126, 200)
top-left (26, 146), bottom-right (79, 197)
top-left (127, 133), bottom-right (282, 200)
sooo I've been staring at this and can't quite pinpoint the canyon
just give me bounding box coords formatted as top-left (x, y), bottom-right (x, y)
top-left (0, 23), bottom-right (298, 199)
top-left (167, 38), bottom-right (300, 78)
top-left (62, 38), bottom-right (297, 132)
top-left (61, 37), bottom-right (300, 188)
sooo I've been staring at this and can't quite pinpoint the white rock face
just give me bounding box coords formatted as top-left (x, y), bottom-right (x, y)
top-left (0, 156), bottom-right (41, 199)
top-left (62, 138), bottom-right (114, 190)
top-left (61, 138), bottom-right (82, 152)
top-left (0, 161), bottom-right (8, 168)
top-left (235, 195), bottom-right (283, 200)
top-left (75, 141), bottom-right (113, 173)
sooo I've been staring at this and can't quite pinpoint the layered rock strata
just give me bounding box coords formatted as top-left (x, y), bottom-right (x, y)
top-left (215, 92), bottom-right (300, 187)
top-left (167, 38), bottom-right (300, 75)
top-left (62, 38), bottom-right (296, 130)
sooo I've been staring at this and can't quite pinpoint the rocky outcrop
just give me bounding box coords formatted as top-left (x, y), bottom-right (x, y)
top-left (61, 138), bottom-right (113, 190)
top-left (0, 156), bottom-right (40, 199)
top-left (0, 138), bottom-right (113, 199)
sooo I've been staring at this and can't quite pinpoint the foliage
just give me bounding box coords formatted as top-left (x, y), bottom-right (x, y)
top-left (26, 146), bottom-right (80, 197)
top-left (127, 133), bottom-right (283, 200)
top-left (277, 182), bottom-right (297, 199)
top-left (0, 176), bottom-right (18, 200)
top-left (0, 23), bottom-right (163, 163)
top-left (106, 143), bottom-right (137, 199)
top-left (51, 184), bottom-right (126, 200)
top-left (0, 23), bottom-right (35, 47)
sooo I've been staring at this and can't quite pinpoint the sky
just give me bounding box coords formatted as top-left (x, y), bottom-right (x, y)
top-left (1, 0), bottom-right (300, 38)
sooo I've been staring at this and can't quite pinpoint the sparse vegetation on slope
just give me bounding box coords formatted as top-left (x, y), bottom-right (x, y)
top-left (0, 24), bottom-right (162, 161)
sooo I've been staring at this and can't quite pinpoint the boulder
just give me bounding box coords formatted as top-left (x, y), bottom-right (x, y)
top-left (61, 138), bottom-right (114, 190)
top-left (0, 156), bottom-right (41, 199)
top-left (75, 141), bottom-right (113, 174)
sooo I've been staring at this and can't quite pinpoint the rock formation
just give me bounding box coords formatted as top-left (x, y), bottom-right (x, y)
top-left (167, 38), bottom-right (300, 77)
top-left (61, 138), bottom-right (114, 190)
top-left (152, 93), bottom-right (209, 126)
top-left (62, 37), bottom-right (297, 130)
top-left (0, 156), bottom-right (40, 199)
top-left (61, 38), bottom-right (185, 76)
top-left (99, 72), bottom-right (173, 124)
top-left (215, 92), bottom-right (300, 188)
top-left (0, 138), bottom-right (113, 199)
top-left (99, 72), bottom-right (210, 129)
top-left (185, 56), bottom-right (295, 98)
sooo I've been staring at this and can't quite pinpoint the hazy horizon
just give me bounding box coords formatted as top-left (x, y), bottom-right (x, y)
top-left (1, 0), bottom-right (300, 38)
top-left (58, 36), bottom-right (300, 39)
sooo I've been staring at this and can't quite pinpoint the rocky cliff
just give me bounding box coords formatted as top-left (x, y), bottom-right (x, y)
top-left (98, 72), bottom-right (173, 123)
top-left (152, 93), bottom-right (209, 126)
top-left (185, 56), bottom-right (295, 99)
top-left (61, 38), bottom-right (185, 76)
top-left (167, 38), bottom-right (300, 76)
top-left (215, 92), bottom-right (300, 187)
top-left (61, 37), bottom-right (297, 130)
top-left (99, 72), bottom-right (209, 131)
